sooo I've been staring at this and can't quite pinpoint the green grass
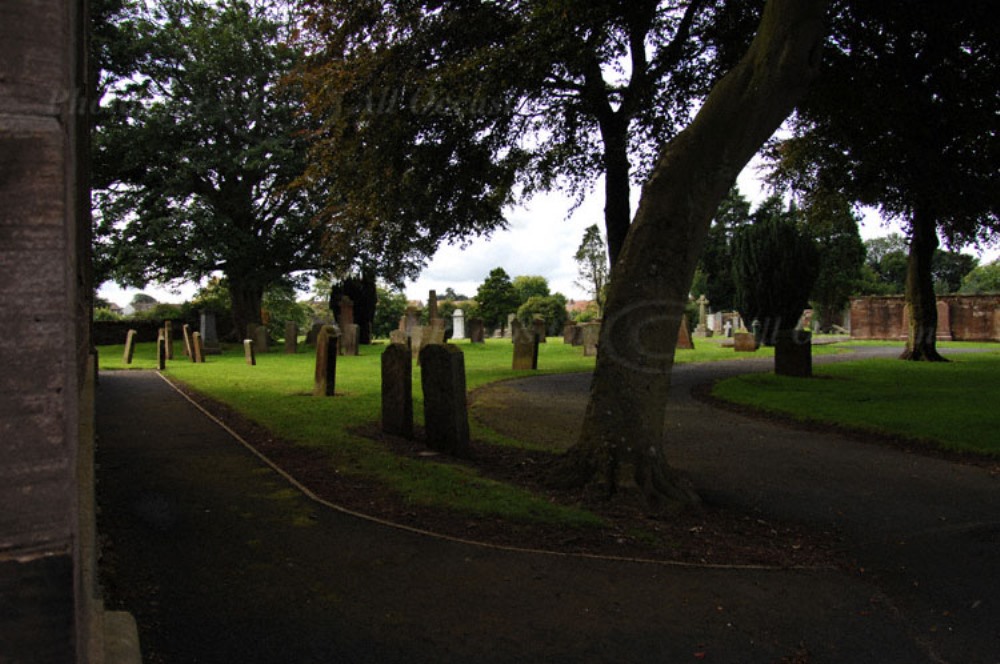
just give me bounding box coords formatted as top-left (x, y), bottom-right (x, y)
top-left (712, 350), bottom-right (1000, 456)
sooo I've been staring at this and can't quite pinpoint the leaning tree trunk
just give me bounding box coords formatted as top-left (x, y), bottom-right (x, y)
top-left (559, 0), bottom-right (828, 512)
top-left (900, 208), bottom-right (947, 361)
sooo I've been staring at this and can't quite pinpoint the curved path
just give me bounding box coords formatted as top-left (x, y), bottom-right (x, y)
top-left (95, 349), bottom-right (998, 662)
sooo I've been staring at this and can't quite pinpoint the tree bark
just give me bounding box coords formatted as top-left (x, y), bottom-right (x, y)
top-left (560, 0), bottom-right (828, 511)
top-left (228, 275), bottom-right (265, 342)
top-left (900, 207), bottom-right (947, 361)
top-left (601, 118), bottom-right (633, 268)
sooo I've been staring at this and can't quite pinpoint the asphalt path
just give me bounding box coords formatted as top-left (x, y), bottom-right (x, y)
top-left (95, 347), bottom-right (999, 663)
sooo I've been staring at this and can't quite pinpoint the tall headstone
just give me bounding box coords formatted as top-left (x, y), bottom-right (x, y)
top-left (676, 314), bottom-right (695, 350)
top-left (156, 330), bottom-right (166, 370)
top-left (252, 323), bottom-right (270, 354)
top-left (192, 331), bottom-right (205, 363)
top-left (419, 344), bottom-right (470, 457)
top-left (243, 339), bottom-right (256, 366)
top-left (182, 323), bottom-right (193, 359)
top-left (428, 318), bottom-right (446, 345)
top-left (381, 343), bottom-right (413, 438)
top-left (510, 318), bottom-right (523, 344)
top-left (580, 322), bottom-right (601, 356)
top-left (512, 326), bottom-right (538, 370)
top-left (532, 316), bottom-right (546, 343)
top-left (694, 295), bottom-right (711, 337)
top-left (427, 289), bottom-right (438, 322)
top-left (163, 320), bottom-right (174, 360)
top-left (504, 313), bottom-right (515, 339)
top-left (338, 295), bottom-right (355, 328)
top-left (452, 308), bottom-right (466, 340)
top-left (313, 325), bottom-right (340, 396)
top-left (284, 321), bottom-right (299, 354)
top-left (200, 310), bottom-right (221, 355)
top-left (340, 323), bottom-right (360, 356)
top-left (403, 306), bottom-right (420, 337)
top-left (467, 318), bottom-right (485, 343)
top-left (123, 329), bottom-right (137, 364)
top-left (562, 321), bottom-right (577, 344)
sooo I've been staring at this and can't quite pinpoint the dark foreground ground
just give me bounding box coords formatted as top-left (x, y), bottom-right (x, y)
top-left (95, 354), bottom-right (999, 663)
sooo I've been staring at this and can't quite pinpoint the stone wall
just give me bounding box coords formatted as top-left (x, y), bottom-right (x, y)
top-left (849, 295), bottom-right (1000, 341)
top-left (0, 0), bottom-right (133, 661)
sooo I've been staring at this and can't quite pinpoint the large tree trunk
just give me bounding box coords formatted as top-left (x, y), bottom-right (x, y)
top-left (900, 208), bottom-right (947, 361)
top-left (559, 0), bottom-right (828, 512)
top-left (228, 275), bottom-right (265, 342)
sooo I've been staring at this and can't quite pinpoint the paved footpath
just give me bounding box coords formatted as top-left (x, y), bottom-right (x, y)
top-left (95, 361), bottom-right (997, 663)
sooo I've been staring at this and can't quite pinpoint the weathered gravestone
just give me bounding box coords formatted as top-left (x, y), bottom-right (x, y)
top-left (452, 308), bottom-right (466, 340)
top-left (181, 323), bottom-right (193, 359)
top-left (532, 316), bottom-right (546, 343)
top-left (733, 332), bottom-right (757, 352)
top-left (340, 323), bottom-right (360, 356)
top-left (192, 331), bottom-right (205, 363)
top-left (163, 321), bottom-right (174, 360)
top-left (774, 330), bottom-right (812, 377)
top-left (200, 310), bottom-right (221, 355)
top-left (580, 322), bottom-right (601, 356)
top-left (284, 321), bottom-right (298, 354)
top-left (243, 339), bottom-right (256, 366)
top-left (380, 343), bottom-right (413, 438)
top-left (676, 314), bottom-right (695, 350)
top-left (504, 313), bottom-right (515, 339)
top-left (467, 318), bottom-right (485, 343)
top-left (156, 330), bottom-right (166, 370)
top-left (512, 326), bottom-right (539, 370)
top-left (562, 321), bottom-right (577, 344)
top-left (419, 343), bottom-right (470, 456)
top-left (694, 295), bottom-right (711, 337)
top-left (427, 289), bottom-right (439, 321)
top-left (313, 325), bottom-right (340, 396)
top-left (509, 318), bottom-right (523, 344)
top-left (571, 324), bottom-right (584, 346)
top-left (123, 329), bottom-right (137, 364)
top-left (389, 329), bottom-right (408, 345)
top-left (250, 324), bottom-right (269, 354)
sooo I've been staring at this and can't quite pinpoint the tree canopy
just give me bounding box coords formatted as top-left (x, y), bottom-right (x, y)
top-left (92, 0), bottom-right (333, 336)
top-left (294, 0), bottom-right (761, 275)
top-left (574, 224), bottom-right (610, 317)
top-left (475, 268), bottom-right (519, 331)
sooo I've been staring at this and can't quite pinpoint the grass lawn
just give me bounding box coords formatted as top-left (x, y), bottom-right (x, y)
top-left (712, 349), bottom-right (1000, 456)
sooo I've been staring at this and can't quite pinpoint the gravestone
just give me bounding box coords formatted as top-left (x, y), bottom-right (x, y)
top-left (467, 318), bottom-right (485, 343)
top-left (694, 295), bottom-right (712, 337)
top-left (452, 308), bottom-right (466, 339)
top-left (512, 326), bottom-right (538, 370)
top-left (251, 324), bottom-right (270, 354)
top-left (156, 330), bottom-right (166, 370)
top-left (284, 321), bottom-right (298, 354)
top-left (340, 323), bottom-right (360, 356)
top-left (410, 325), bottom-right (427, 360)
top-left (305, 321), bottom-right (325, 346)
top-left (419, 343), bottom-right (470, 456)
top-left (562, 321), bottom-right (577, 344)
top-left (389, 329), bottom-right (408, 345)
top-left (532, 316), bottom-right (546, 343)
top-left (338, 295), bottom-right (355, 328)
top-left (510, 318), bottom-right (523, 344)
top-left (243, 339), bottom-right (256, 366)
top-left (123, 329), bottom-right (137, 364)
top-left (380, 343), bottom-right (413, 438)
top-left (200, 310), bottom-right (221, 355)
top-left (733, 332), bottom-right (757, 352)
top-left (182, 323), bottom-right (193, 359)
top-left (774, 330), bottom-right (812, 377)
top-left (427, 289), bottom-right (439, 322)
top-left (192, 332), bottom-right (205, 363)
top-left (313, 325), bottom-right (340, 396)
top-left (163, 321), bottom-right (174, 360)
top-left (580, 322), bottom-right (601, 356)
top-left (571, 325), bottom-right (584, 346)
top-left (723, 320), bottom-right (733, 338)
top-left (403, 306), bottom-right (420, 337)
top-left (676, 314), bottom-right (695, 350)
top-left (504, 313), bottom-right (515, 338)
top-left (428, 318), bottom-right (446, 345)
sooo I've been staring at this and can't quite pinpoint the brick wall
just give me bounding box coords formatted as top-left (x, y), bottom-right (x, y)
top-left (849, 295), bottom-right (1000, 341)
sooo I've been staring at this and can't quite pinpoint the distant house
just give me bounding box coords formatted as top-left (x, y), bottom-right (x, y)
top-left (565, 300), bottom-right (596, 315)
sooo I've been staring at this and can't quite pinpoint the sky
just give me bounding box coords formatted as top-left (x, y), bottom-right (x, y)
top-left (97, 159), bottom-right (996, 309)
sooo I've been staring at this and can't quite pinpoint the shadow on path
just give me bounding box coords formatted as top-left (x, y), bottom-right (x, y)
top-left (95, 364), bottom-right (988, 663)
